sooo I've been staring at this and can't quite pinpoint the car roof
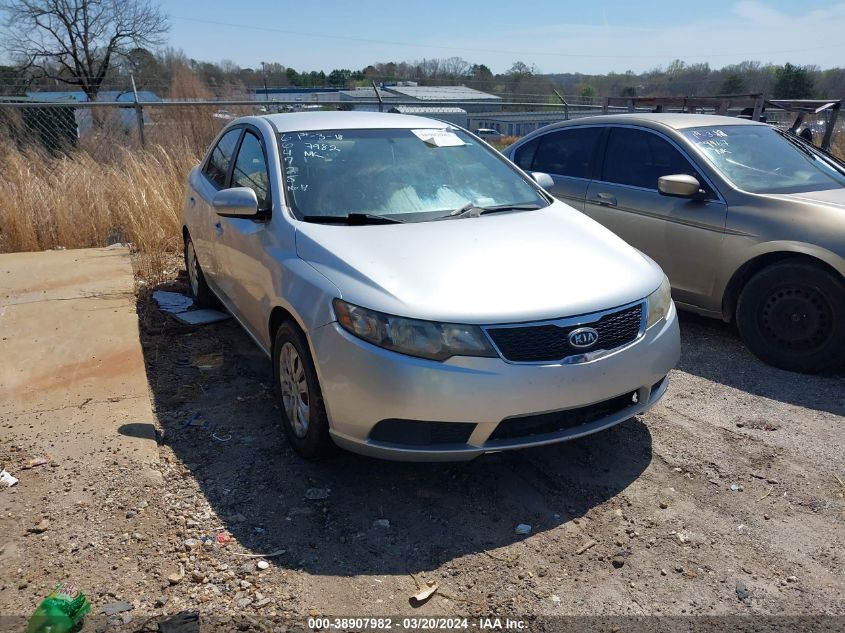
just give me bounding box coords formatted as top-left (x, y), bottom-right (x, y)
top-left (258, 111), bottom-right (451, 133)
top-left (552, 112), bottom-right (769, 131)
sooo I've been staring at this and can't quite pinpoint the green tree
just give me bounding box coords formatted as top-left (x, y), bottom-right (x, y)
top-left (125, 47), bottom-right (165, 91)
top-left (507, 61), bottom-right (534, 80)
top-left (327, 69), bottom-right (351, 87)
top-left (719, 73), bottom-right (746, 94)
top-left (470, 63), bottom-right (494, 91)
top-left (383, 62), bottom-right (397, 81)
top-left (773, 63), bottom-right (815, 99)
top-left (579, 83), bottom-right (597, 99)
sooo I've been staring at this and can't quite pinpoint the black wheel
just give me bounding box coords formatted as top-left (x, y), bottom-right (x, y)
top-left (736, 262), bottom-right (845, 373)
top-left (272, 322), bottom-right (335, 459)
top-left (183, 232), bottom-right (218, 308)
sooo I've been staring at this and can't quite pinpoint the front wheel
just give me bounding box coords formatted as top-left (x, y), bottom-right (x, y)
top-left (736, 262), bottom-right (845, 373)
top-left (183, 233), bottom-right (218, 308)
top-left (272, 322), bottom-right (334, 459)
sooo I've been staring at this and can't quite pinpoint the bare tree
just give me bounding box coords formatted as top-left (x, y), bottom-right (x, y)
top-left (1, 0), bottom-right (168, 100)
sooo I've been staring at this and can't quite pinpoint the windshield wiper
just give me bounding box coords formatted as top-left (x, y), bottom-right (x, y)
top-left (301, 213), bottom-right (405, 225)
top-left (431, 202), bottom-right (542, 221)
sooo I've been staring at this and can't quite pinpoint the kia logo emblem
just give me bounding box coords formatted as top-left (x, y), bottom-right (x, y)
top-left (568, 327), bottom-right (599, 349)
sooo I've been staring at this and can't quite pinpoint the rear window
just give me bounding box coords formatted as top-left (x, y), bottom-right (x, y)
top-left (532, 127), bottom-right (602, 179)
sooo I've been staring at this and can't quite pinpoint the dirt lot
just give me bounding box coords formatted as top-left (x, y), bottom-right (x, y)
top-left (2, 266), bottom-right (844, 630)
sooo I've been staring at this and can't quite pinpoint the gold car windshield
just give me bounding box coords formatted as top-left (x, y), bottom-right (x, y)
top-left (278, 128), bottom-right (546, 221)
top-left (683, 125), bottom-right (845, 194)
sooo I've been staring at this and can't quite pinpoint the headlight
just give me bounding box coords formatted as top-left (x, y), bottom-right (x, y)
top-left (333, 299), bottom-right (497, 361)
top-left (646, 276), bottom-right (673, 329)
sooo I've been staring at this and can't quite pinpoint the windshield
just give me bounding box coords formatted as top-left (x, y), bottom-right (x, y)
top-left (681, 125), bottom-right (845, 194)
top-left (279, 127), bottom-right (547, 221)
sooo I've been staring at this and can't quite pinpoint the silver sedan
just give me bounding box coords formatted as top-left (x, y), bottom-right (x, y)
top-left (182, 112), bottom-right (679, 460)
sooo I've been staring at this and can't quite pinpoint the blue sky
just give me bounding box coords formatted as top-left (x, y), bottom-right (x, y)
top-left (166, 0), bottom-right (845, 74)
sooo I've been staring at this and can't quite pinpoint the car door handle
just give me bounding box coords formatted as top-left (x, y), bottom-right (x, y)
top-left (591, 193), bottom-right (617, 207)
top-left (214, 222), bottom-right (224, 237)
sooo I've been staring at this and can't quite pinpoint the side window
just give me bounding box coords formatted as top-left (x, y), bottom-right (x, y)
top-left (231, 132), bottom-right (271, 210)
top-left (513, 137), bottom-right (540, 170)
top-left (203, 128), bottom-right (242, 189)
top-left (531, 127), bottom-right (602, 179)
top-left (603, 128), bottom-right (700, 190)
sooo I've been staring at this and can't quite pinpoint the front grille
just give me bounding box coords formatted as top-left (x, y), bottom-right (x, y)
top-left (489, 391), bottom-right (638, 441)
top-left (369, 419), bottom-right (476, 446)
top-left (486, 303), bottom-right (643, 363)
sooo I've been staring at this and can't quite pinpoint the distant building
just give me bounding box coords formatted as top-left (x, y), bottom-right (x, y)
top-left (249, 85), bottom-right (502, 114)
top-left (26, 89), bottom-right (161, 136)
top-left (254, 87), bottom-right (341, 104)
top-left (0, 95), bottom-right (78, 151)
top-left (26, 90), bottom-right (162, 103)
top-left (389, 105), bottom-right (467, 128)
top-left (382, 85), bottom-right (501, 113)
top-left (339, 88), bottom-right (401, 111)
top-left (469, 111), bottom-right (573, 136)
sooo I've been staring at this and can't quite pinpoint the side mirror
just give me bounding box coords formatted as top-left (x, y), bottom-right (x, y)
top-left (658, 174), bottom-right (702, 198)
top-left (530, 171), bottom-right (555, 189)
top-left (212, 187), bottom-right (261, 218)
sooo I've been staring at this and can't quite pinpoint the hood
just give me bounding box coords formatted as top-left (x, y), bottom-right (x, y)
top-left (295, 202), bottom-right (664, 324)
top-left (769, 187), bottom-right (845, 210)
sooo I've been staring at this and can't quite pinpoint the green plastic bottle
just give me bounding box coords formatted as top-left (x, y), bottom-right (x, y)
top-left (26, 584), bottom-right (91, 633)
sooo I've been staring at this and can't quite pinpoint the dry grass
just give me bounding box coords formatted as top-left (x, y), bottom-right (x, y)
top-left (830, 131), bottom-right (845, 162)
top-left (3, 106), bottom-right (841, 291)
top-left (487, 135), bottom-right (520, 151)
top-left (0, 63), bottom-right (237, 284)
top-left (0, 66), bottom-right (253, 286)
top-left (0, 137), bottom-right (199, 284)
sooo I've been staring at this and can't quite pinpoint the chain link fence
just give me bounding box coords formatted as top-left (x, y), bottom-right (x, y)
top-left (0, 99), bottom-right (278, 156)
top-left (0, 92), bottom-right (842, 276)
top-left (1, 94), bottom-right (842, 159)
top-left (0, 92), bottom-right (644, 157)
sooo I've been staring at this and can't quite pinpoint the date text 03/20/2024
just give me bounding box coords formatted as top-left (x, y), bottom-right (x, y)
top-left (307, 617), bottom-right (528, 630)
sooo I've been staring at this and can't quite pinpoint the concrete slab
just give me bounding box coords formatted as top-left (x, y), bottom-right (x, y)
top-left (0, 247), bottom-right (158, 464)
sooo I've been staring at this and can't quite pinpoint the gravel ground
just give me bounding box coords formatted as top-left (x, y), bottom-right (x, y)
top-left (1, 269), bottom-right (843, 631)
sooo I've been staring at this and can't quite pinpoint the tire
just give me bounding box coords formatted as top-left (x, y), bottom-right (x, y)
top-left (272, 321), bottom-right (335, 459)
top-left (183, 233), bottom-right (218, 308)
top-left (736, 261), bottom-right (845, 373)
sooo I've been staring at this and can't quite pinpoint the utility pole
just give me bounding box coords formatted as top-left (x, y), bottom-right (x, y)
top-left (261, 61), bottom-right (269, 101)
top-left (553, 89), bottom-right (570, 120)
top-left (371, 80), bottom-right (383, 112)
top-left (130, 73), bottom-right (145, 147)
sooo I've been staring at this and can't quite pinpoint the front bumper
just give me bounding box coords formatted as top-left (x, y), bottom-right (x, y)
top-left (309, 303), bottom-right (680, 461)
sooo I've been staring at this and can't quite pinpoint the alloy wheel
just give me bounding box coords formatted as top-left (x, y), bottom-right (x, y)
top-left (279, 342), bottom-right (310, 438)
top-left (186, 242), bottom-right (199, 297)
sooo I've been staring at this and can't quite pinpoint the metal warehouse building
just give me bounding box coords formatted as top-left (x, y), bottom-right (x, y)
top-left (381, 85), bottom-right (502, 113)
top-left (388, 105), bottom-right (468, 128)
top-left (469, 111), bottom-right (581, 136)
top-left (338, 87), bottom-right (402, 111)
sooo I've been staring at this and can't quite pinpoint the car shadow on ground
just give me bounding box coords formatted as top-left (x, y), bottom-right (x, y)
top-left (676, 312), bottom-right (845, 416)
top-left (136, 284), bottom-right (653, 576)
